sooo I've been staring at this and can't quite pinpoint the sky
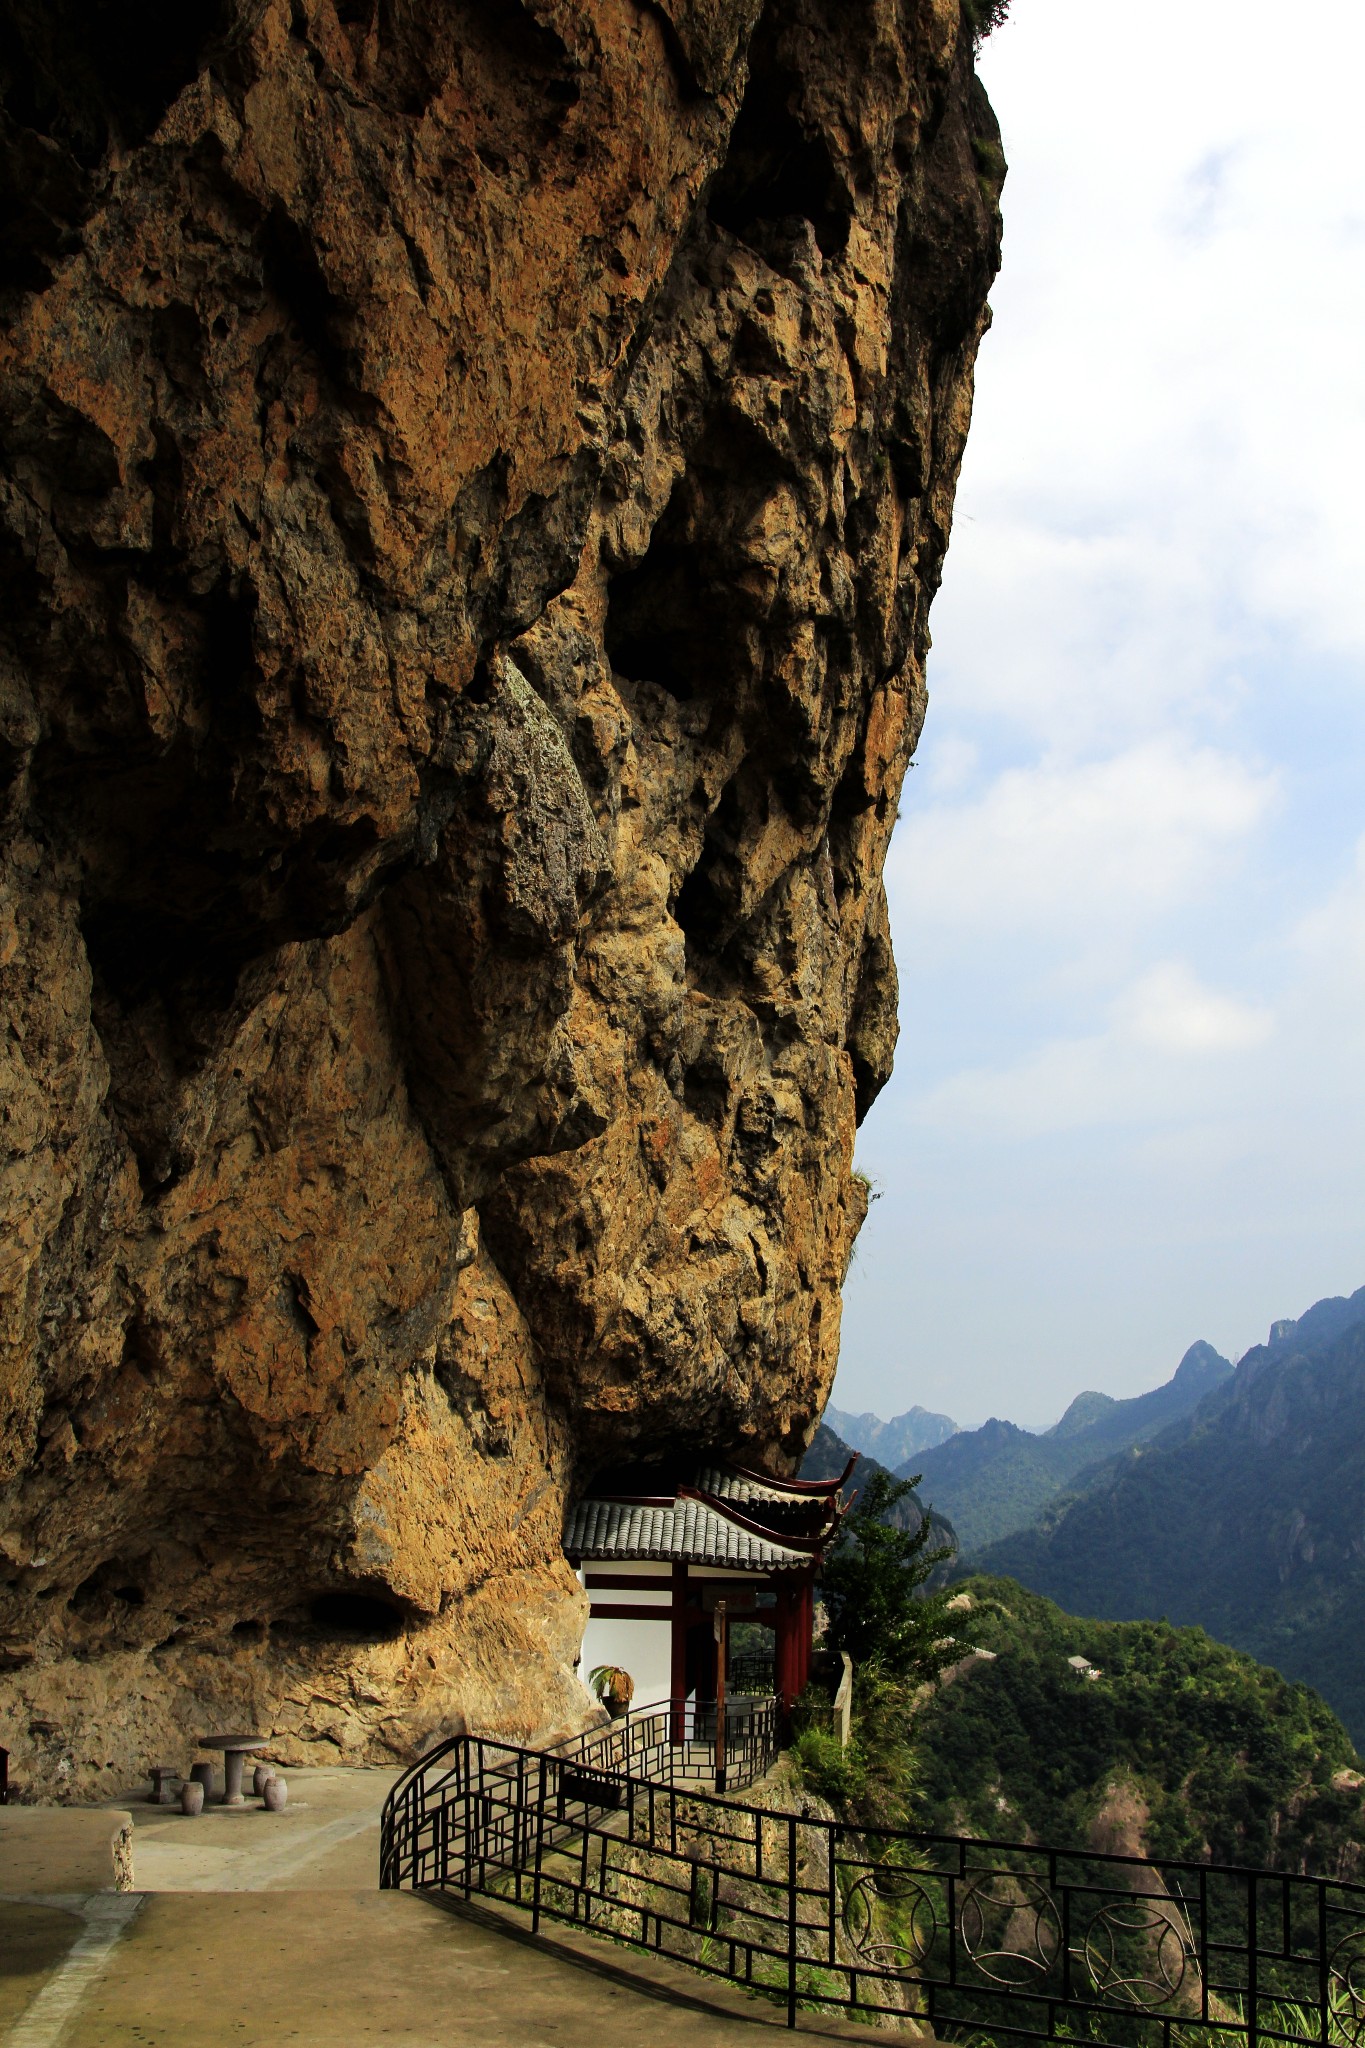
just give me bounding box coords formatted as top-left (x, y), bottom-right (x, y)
top-left (834, 0), bottom-right (1365, 1433)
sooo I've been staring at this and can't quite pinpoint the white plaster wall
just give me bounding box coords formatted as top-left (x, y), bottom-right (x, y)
top-left (578, 1612), bottom-right (673, 1710)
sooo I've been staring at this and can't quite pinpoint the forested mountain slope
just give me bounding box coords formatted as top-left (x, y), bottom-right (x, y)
top-left (912, 1578), bottom-right (1365, 1877)
top-left (979, 1297), bottom-right (1365, 1743)
top-left (904, 1341), bottom-right (1231, 1550)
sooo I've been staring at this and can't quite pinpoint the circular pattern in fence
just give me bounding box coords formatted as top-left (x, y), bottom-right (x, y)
top-left (1082, 1898), bottom-right (1193, 2009)
top-left (840, 1865), bottom-right (939, 1974)
top-left (1329, 1929), bottom-right (1365, 2047)
top-left (958, 1873), bottom-right (1062, 1987)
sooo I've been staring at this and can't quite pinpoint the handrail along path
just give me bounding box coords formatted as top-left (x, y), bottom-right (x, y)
top-left (380, 1698), bottom-right (1365, 2044)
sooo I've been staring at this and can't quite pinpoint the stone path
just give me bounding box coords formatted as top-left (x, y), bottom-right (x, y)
top-left (0, 1772), bottom-right (918, 2045)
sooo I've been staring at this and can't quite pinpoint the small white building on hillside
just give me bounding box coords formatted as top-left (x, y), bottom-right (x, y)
top-left (564, 1458), bottom-right (855, 1716)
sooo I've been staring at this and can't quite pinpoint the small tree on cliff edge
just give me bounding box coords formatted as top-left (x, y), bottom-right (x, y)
top-left (820, 1470), bottom-right (957, 1685)
top-left (963, 0), bottom-right (1010, 52)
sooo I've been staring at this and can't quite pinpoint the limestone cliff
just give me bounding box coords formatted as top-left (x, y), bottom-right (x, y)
top-left (0, 0), bottom-right (1002, 1794)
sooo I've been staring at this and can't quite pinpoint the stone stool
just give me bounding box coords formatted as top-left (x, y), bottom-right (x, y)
top-left (190, 1761), bottom-right (215, 1798)
top-left (148, 1766), bottom-right (180, 1805)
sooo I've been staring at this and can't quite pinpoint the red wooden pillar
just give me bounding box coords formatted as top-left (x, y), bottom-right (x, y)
top-left (670, 1561), bottom-right (687, 1741)
top-left (774, 1581), bottom-right (798, 1717)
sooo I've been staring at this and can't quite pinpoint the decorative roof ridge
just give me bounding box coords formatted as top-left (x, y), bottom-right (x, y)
top-left (724, 1454), bottom-right (860, 1496)
top-left (677, 1485), bottom-right (832, 1555)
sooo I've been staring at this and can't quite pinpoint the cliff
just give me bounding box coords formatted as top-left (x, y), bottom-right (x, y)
top-left (0, 0), bottom-right (1002, 1793)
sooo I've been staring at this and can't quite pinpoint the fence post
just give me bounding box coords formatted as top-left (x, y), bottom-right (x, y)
top-left (834, 1654), bottom-right (853, 1750)
top-left (715, 1600), bottom-right (729, 1794)
top-left (460, 1740), bottom-right (473, 1897)
top-left (1247, 1874), bottom-right (1258, 2048)
top-left (532, 1754), bottom-right (548, 1934)
top-left (826, 1818), bottom-right (838, 1969)
top-left (787, 1813), bottom-right (798, 2028)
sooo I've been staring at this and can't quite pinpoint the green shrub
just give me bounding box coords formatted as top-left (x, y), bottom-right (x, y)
top-left (792, 1726), bottom-right (869, 1807)
top-left (820, 1469), bottom-right (955, 1684)
top-left (792, 1667), bottom-right (923, 1830)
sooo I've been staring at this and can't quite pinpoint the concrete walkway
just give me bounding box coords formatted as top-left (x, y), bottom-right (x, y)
top-left (0, 1773), bottom-right (920, 2046)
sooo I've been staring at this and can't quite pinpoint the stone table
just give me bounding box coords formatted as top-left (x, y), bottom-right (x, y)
top-left (197, 1735), bottom-right (268, 1807)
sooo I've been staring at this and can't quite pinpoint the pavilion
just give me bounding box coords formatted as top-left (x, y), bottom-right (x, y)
top-left (564, 1456), bottom-right (857, 1716)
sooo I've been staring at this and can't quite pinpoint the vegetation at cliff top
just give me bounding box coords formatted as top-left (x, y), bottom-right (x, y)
top-left (963, 0), bottom-right (1011, 52)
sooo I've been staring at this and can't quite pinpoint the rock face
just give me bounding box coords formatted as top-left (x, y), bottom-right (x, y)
top-left (0, 0), bottom-right (1002, 1793)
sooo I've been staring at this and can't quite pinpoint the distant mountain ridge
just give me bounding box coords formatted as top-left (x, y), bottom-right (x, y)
top-left (978, 1285), bottom-right (1365, 1743)
top-left (1044, 1338), bottom-right (1232, 1450)
top-left (823, 1402), bottom-right (959, 1468)
top-left (901, 1340), bottom-right (1233, 1551)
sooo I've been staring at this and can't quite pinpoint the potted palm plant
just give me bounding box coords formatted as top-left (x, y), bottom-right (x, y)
top-left (588, 1664), bottom-right (635, 1719)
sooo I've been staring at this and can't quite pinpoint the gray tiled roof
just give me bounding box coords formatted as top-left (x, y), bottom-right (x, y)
top-left (698, 1466), bottom-right (816, 1506)
top-left (564, 1495), bottom-right (811, 1570)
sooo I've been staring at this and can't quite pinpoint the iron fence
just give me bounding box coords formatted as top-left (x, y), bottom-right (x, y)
top-left (553, 1694), bottom-right (779, 1791)
top-left (380, 1696), bottom-right (777, 1895)
top-left (380, 1712), bottom-right (1365, 2045)
top-left (729, 1651), bottom-right (776, 1696)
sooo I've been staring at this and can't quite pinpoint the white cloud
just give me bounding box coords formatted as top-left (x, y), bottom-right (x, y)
top-left (1120, 962), bottom-right (1273, 1055)
top-left (927, 0), bottom-right (1365, 753)
top-left (909, 961), bottom-right (1273, 1142)
top-left (891, 741), bottom-right (1276, 937)
top-left (931, 518), bottom-right (1248, 752)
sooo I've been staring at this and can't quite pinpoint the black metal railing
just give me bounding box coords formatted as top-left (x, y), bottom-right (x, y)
top-left (728, 1651), bottom-right (776, 1696)
top-left (380, 1696), bottom-right (777, 1895)
top-left (380, 1711), bottom-right (1365, 2045)
top-left (554, 1694), bottom-right (779, 1791)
